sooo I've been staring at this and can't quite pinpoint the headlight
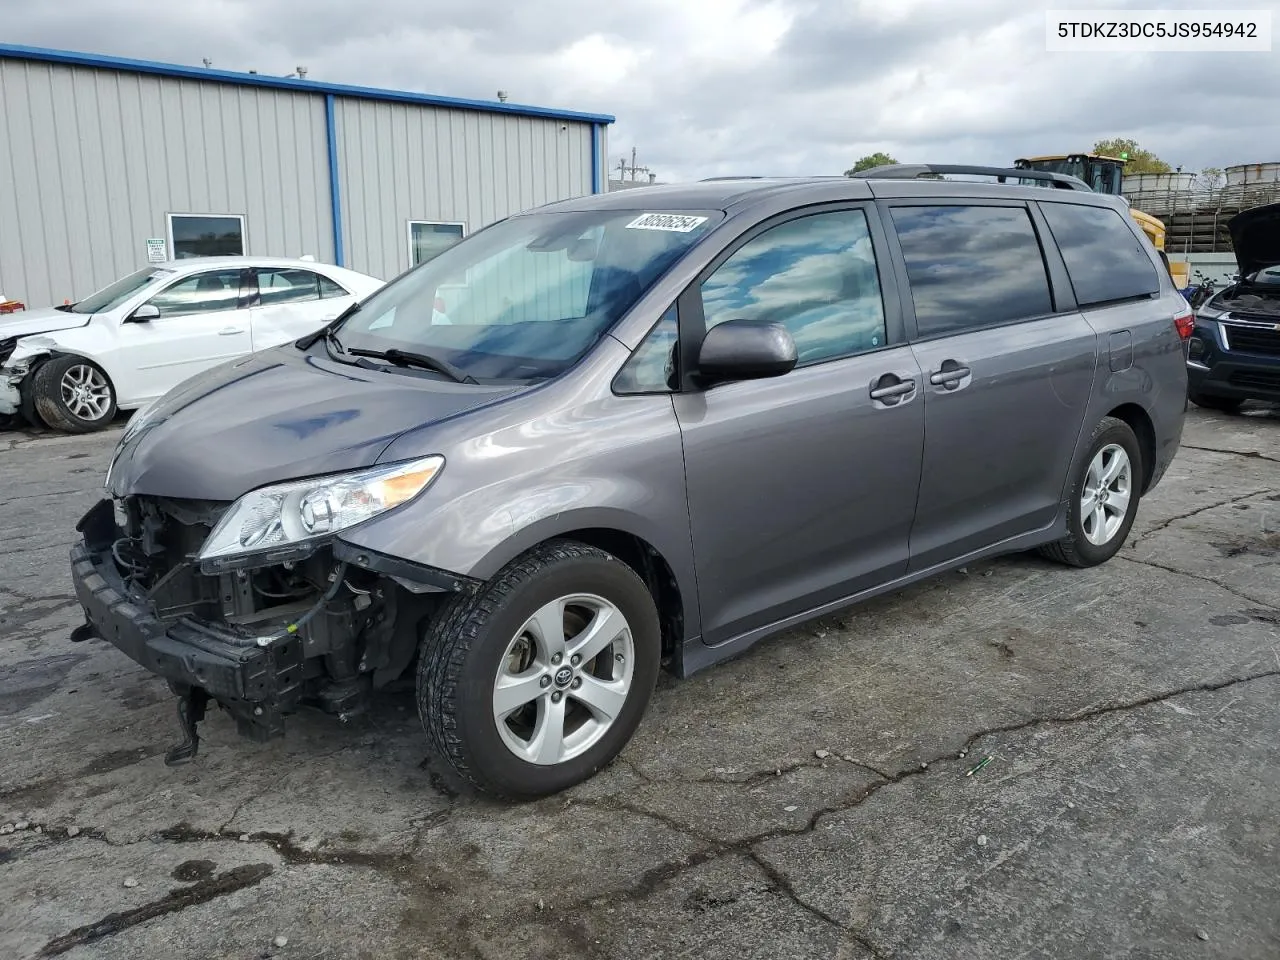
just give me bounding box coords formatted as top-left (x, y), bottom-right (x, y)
top-left (197, 455), bottom-right (444, 562)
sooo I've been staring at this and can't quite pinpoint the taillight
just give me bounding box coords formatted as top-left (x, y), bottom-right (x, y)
top-left (1174, 305), bottom-right (1195, 340)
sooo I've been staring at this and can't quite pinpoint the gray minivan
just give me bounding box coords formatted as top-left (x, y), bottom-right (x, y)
top-left (70, 165), bottom-right (1190, 798)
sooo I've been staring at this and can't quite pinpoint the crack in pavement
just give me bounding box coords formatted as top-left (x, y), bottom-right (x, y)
top-left (1133, 488), bottom-right (1275, 544)
top-left (36, 863), bottom-right (274, 956)
top-left (150, 823), bottom-right (420, 871)
top-left (0, 489), bottom-right (86, 508)
top-left (1118, 555), bottom-right (1280, 612)
top-left (745, 850), bottom-right (889, 959)
top-left (682, 756), bottom-right (895, 790)
top-left (1181, 444), bottom-right (1280, 466)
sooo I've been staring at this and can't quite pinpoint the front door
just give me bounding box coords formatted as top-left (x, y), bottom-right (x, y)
top-left (115, 267), bottom-right (253, 401)
top-left (881, 201), bottom-right (1099, 571)
top-left (673, 205), bottom-right (926, 646)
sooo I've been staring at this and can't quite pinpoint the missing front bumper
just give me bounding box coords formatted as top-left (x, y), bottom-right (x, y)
top-left (69, 531), bottom-right (305, 742)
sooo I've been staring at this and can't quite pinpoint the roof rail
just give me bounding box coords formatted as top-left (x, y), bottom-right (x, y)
top-left (851, 164), bottom-right (1092, 191)
top-left (700, 175), bottom-right (768, 181)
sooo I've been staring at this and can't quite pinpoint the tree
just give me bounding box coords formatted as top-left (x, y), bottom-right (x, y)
top-left (1091, 138), bottom-right (1172, 174)
top-left (1197, 167), bottom-right (1224, 191)
top-left (845, 152), bottom-right (898, 176)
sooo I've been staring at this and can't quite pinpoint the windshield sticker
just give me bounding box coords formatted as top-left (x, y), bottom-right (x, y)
top-left (625, 213), bottom-right (709, 233)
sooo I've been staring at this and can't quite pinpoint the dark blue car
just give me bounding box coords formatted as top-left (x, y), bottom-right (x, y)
top-left (1188, 202), bottom-right (1280, 410)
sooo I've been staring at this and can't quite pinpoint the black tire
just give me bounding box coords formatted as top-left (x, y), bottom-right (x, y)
top-left (1039, 416), bottom-right (1143, 569)
top-left (31, 356), bottom-right (117, 433)
top-left (417, 539), bottom-right (661, 799)
top-left (1188, 391), bottom-right (1244, 413)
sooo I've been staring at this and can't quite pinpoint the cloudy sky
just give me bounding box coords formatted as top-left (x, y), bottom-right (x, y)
top-left (4, 0), bottom-right (1277, 182)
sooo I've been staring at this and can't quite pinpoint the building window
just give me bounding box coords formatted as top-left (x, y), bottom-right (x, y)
top-left (409, 221), bottom-right (465, 267)
top-left (168, 214), bottom-right (246, 259)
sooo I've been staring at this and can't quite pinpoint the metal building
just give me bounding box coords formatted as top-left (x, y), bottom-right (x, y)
top-left (0, 44), bottom-right (614, 308)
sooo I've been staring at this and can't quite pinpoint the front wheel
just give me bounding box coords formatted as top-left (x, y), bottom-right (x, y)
top-left (417, 540), bottom-right (661, 799)
top-left (1039, 416), bottom-right (1143, 568)
top-left (30, 356), bottom-right (118, 433)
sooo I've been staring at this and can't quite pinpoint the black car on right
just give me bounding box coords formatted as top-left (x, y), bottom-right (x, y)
top-left (1187, 202), bottom-right (1280, 411)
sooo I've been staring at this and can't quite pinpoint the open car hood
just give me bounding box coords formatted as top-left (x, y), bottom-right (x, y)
top-left (107, 344), bottom-right (529, 501)
top-left (1228, 202), bottom-right (1280, 278)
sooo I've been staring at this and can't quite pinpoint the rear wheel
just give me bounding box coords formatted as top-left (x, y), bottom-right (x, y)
top-left (1188, 391), bottom-right (1244, 413)
top-left (1039, 416), bottom-right (1142, 568)
top-left (31, 356), bottom-right (117, 433)
top-left (417, 540), bottom-right (661, 799)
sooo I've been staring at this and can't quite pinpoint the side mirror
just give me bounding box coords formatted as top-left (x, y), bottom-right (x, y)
top-left (695, 319), bottom-right (797, 385)
top-left (128, 303), bottom-right (160, 323)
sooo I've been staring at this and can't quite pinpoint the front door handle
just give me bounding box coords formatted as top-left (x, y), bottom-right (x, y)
top-left (870, 380), bottom-right (915, 400)
top-left (218, 327), bottom-right (244, 336)
top-left (869, 374), bottom-right (917, 405)
top-left (929, 361), bottom-right (971, 387)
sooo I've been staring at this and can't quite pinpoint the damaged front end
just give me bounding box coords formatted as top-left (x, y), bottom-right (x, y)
top-left (0, 337), bottom-right (29, 418)
top-left (69, 460), bottom-right (475, 765)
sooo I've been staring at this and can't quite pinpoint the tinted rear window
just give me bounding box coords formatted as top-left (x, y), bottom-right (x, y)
top-left (889, 205), bottom-right (1054, 336)
top-left (1039, 202), bottom-right (1160, 306)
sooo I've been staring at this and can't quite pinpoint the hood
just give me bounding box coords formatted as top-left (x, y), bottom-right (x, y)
top-left (107, 344), bottom-right (530, 500)
top-left (1228, 202), bottom-right (1280, 278)
top-left (0, 307), bottom-right (90, 342)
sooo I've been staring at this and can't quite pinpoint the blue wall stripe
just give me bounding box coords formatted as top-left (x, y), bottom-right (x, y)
top-left (0, 43), bottom-right (616, 125)
top-left (325, 95), bottom-right (344, 267)
top-left (591, 124), bottom-right (602, 194)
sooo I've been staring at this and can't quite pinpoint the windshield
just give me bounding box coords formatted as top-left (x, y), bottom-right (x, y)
top-left (72, 267), bottom-right (174, 314)
top-left (330, 208), bottom-right (723, 381)
top-left (1024, 158), bottom-right (1085, 179)
top-left (1017, 158), bottom-right (1088, 189)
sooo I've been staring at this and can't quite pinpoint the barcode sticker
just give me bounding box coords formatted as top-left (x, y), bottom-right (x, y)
top-left (625, 213), bottom-right (709, 232)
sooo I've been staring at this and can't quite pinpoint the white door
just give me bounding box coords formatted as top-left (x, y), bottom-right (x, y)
top-left (113, 267), bottom-right (253, 402)
top-left (249, 268), bottom-right (354, 349)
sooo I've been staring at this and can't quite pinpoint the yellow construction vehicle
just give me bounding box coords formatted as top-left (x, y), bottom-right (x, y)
top-left (1014, 154), bottom-right (1187, 287)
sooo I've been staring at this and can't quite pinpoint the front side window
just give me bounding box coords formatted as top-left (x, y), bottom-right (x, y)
top-left (168, 214), bottom-right (246, 259)
top-left (410, 222), bottom-right (466, 267)
top-left (333, 209), bottom-right (722, 381)
top-left (699, 209), bottom-right (887, 365)
top-left (71, 267), bottom-right (175, 315)
top-left (145, 269), bottom-right (245, 318)
top-left (1039, 202), bottom-right (1160, 307)
top-left (890, 205), bottom-right (1054, 336)
top-left (614, 306), bottom-right (678, 394)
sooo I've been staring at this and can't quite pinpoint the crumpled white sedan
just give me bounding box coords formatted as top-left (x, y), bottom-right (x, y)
top-left (0, 257), bottom-right (384, 433)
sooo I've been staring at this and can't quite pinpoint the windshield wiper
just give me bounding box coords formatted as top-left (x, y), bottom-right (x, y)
top-left (296, 301), bottom-right (362, 350)
top-left (346, 347), bottom-right (478, 384)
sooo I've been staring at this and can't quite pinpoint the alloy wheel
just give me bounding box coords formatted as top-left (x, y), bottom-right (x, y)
top-left (59, 364), bottom-right (113, 422)
top-left (1080, 443), bottom-right (1132, 546)
top-left (491, 593), bottom-right (635, 766)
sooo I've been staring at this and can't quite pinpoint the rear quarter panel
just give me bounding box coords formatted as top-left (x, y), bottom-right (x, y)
top-left (1037, 196), bottom-right (1188, 503)
top-left (1065, 291), bottom-right (1187, 501)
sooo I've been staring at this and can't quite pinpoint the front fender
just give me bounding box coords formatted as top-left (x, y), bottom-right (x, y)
top-left (337, 391), bottom-right (702, 639)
